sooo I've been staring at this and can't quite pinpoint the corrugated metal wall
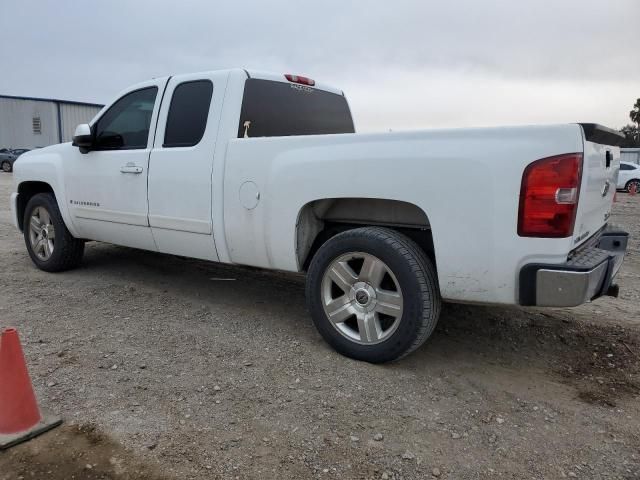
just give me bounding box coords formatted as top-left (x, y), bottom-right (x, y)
top-left (0, 97), bottom-right (58, 149)
top-left (621, 149), bottom-right (640, 165)
top-left (0, 97), bottom-right (103, 149)
top-left (59, 103), bottom-right (102, 142)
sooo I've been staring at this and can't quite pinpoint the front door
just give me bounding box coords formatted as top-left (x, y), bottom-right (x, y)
top-left (65, 79), bottom-right (167, 250)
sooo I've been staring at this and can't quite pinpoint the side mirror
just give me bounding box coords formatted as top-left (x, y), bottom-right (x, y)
top-left (72, 124), bottom-right (93, 152)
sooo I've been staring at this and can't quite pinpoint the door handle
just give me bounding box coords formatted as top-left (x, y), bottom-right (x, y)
top-left (120, 165), bottom-right (143, 174)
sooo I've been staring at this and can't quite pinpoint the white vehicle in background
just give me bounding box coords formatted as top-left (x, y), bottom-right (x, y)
top-left (617, 161), bottom-right (640, 192)
top-left (9, 69), bottom-right (629, 363)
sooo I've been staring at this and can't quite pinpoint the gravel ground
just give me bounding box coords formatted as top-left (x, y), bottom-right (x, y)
top-left (0, 171), bottom-right (639, 480)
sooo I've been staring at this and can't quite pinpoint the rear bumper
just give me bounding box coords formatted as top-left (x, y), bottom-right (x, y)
top-left (519, 226), bottom-right (628, 307)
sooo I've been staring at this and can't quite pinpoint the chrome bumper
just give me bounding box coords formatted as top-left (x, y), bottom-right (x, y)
top-left (519, 227), bottom-right (628, 307)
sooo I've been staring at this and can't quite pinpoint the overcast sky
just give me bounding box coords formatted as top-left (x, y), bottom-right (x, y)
top-left (1, 0), bottom-right (638, 131)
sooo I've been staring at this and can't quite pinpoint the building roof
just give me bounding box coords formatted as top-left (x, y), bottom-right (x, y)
top-left (0, 93), bottom-right (103, 108)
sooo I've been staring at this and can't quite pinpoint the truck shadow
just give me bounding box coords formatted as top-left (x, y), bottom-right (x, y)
top-left (417, 303), bottom-right (640, 407)
top-left (81, 242), bottom-right (640, 408)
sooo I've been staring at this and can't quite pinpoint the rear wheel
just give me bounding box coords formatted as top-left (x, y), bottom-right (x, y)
top-left (306, 227), bottom-right (441, 363)
top-left (1, 161), bottom-right (11, 173)
top-left (23, 193), bottom-right (84, 272)
top-left (625, 179), bottom-right (640, 193)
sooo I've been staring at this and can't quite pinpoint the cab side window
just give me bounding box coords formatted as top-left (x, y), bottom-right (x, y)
top-left (163, 80), bottom-right (213, 148)
top-left (93, 87), bottom-right (158, 150)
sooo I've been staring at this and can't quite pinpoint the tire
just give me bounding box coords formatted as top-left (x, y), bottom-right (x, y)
top-left (23, 193), bottom-right (84, 272)
top-left (625, 179), bottom-right (640, 193)
top-left (1, 161), bottom-right (11, 173)
top-left (306, 226), bottom-right (441, 363)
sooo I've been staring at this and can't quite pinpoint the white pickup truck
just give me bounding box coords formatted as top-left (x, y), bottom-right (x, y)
top-left (11, 69), bottom-right (629, 362)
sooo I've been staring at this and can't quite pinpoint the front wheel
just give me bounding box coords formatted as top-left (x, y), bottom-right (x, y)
top-left (23, 193), bottom-right (85, 272)
top-left (306, 227), bottom-right (441, 363)
top-left (1, 161), bottom-right (11, 173)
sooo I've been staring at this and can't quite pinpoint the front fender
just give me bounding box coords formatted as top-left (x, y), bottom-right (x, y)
top-left (13, 145), bottom-right (80, 238)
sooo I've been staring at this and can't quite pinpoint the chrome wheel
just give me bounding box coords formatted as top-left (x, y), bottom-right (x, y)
top-left (1, 162), bottom-right (10, 172)
top-left (28, 206), bottom-right (55, 261)
top-left (321, 252), bottom-right (403, 345)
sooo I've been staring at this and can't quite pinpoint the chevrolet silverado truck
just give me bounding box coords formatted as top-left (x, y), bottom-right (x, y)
top-left (10, 69), bottom-right (629, 362)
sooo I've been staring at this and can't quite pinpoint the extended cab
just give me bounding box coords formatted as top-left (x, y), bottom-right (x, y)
top-left (11, 69), bottom-right (629, 362)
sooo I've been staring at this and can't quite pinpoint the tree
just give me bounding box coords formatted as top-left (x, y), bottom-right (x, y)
top-left (631, 98), bottom-right (640, 126)
top-left (618, 99), bottom-right (640, 148)
top-left (620, 124), bottom-right (640, 148)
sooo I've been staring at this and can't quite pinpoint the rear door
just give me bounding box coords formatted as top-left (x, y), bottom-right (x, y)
top-left (147, 71), bottom-right (229, 260)
top-left (572, 124), bottom-right (624, 247)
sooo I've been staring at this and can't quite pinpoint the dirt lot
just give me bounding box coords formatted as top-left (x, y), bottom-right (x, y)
top-left (0, 172), bottom-right (638, 480)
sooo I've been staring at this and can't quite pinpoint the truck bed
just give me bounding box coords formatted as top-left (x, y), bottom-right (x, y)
top-left (220, 123), bottom-right (618, 305)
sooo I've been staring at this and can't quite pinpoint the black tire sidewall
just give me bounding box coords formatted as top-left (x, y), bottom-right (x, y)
top-left (23, 193), bottom-right (72, 271)
top-left (306, 229), bottom-right (436, 363)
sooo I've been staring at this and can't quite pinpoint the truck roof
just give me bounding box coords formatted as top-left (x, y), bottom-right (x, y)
top-left (121, 69), bottom-right (344, 98)
top-left (244, 69), bottom-right (344, 96)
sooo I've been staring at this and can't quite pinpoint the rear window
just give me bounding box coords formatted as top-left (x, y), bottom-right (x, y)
top-left (237, 78), bottom-right (354, 138)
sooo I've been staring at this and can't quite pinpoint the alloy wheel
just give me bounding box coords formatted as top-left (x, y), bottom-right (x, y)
top-left (321, 252), bottom-right (403, 345)
top-left (28, 206), bottom-right (55, 261)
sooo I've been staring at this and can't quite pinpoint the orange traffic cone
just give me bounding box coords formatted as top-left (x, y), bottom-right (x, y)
top-left (0, 327), bottom-right (61, 449)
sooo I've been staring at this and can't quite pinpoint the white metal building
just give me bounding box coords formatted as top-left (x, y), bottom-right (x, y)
top-left (621, 148), bottom-right (640, 165)
top-left (0, 94), bottom-right (103, 150)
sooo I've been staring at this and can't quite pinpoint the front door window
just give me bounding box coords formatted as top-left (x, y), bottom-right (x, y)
top-left (93, 87), bottom-right (158, 150)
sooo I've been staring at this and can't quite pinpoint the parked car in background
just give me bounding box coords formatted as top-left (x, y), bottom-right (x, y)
top-left (1, 148), bottom-right (30, 173)
top-left (617, 161), bottom-right (640, 192)
top-left (0, 149), bottom-right (16, 172)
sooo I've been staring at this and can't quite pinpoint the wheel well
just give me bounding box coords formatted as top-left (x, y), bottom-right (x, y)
top-left (17, 181), bottom-right (55, 231)
top-left (297, 198), bottom-right (435, 270)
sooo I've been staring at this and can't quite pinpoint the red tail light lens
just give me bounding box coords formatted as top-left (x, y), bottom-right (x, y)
top-left (518, 153), bottom-right (583, 238)
top-left (284, 74), bottom-right (315, 86)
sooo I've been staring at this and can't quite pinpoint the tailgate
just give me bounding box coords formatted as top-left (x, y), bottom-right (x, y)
top-left (572, 124), bottom-right (624, 247)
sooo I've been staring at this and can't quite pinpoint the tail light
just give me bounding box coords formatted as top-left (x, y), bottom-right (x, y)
top-left (518, 153), bottom-right (583, 238)
top-left (284, 74), bottom-right (315, 86)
